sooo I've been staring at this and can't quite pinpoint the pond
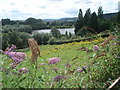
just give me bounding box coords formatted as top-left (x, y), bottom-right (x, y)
top-left (32, 28), bottom-right (75, 35)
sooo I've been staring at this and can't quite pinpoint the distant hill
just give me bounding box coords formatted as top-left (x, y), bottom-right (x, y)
top-left (43, 12), bottom-right (118, 22)
top-left (43, 17), bottom-right (77, 23)
top-left (103, 12), bottom-right (118, 19)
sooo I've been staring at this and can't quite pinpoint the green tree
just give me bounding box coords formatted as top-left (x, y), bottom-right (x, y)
top-left (2, 18), bottom-right (11, 25)
top-left (33, 33), bottom-right (52, 45)
top-left (18, 25), bottom-right (32, 33)
top-left (117, 11), bottom-right (120, 24)
top-left (84, 8), bottom-right (91, 25)
top-left (69, 32), bottom-right (72, 38)
top-left (74, 9), bottom-right (84, 34)
top-left (2, 25), bottom-right (32, 33)
top-left (2, 30), bottom-right (31, 50)
top-left (98, 20), bottom-right (111, 32)
top-left (25, 17), bottom-right (48, 30)
top-left (65, 31), bottom-right (68, 37)
top-left (51, 27), bottom-right (61, 38)
top-left (98, 6), bottom-right (103, 20)
top-left (89, 12), bottom-right (98, 32)
top-left (25, 17), bottom-right (36, 25)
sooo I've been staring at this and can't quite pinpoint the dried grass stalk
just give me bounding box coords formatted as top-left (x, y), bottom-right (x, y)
top-left (28, 38), bottom-right (40, 63)
top-left (108, 34), bottom-right (115, 41)
top-left (101, 34), bottom-right (115, 47)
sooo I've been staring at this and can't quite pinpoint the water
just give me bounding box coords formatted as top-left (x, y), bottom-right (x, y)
top-left (32, 28), bottom-right (75, 35)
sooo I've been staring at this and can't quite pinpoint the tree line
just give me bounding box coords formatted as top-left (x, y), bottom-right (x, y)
top-left (2, 17), bottom-right (48, 33)
top-left (74, 6), bottom-right (120, 36)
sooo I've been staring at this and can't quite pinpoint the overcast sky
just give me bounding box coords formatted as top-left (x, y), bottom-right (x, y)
top-left (0, 0), bottom-right (119, 20)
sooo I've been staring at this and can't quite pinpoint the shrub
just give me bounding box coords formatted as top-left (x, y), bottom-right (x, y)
top-left (2, 25), bottom-right (32, 33)
top-left (77, 27), bottom-right (93, 37)
top-left (51, 27), bottom-right (61, 38)
top-left (47, 37), bottom-right (57, 44)
top-left (18, 25), bottom-right (32, 33)
top-left (2, 30), bottom-right (31, 50)
top-left (98, 20), bottom-right (111, 32)
top-left (33, 33), bottom-right (52, 45)
top-left (87, 32), bottom-right (120, 88)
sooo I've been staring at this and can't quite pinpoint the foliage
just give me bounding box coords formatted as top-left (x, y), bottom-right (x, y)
top-left (87, 32), bottom-right (120, 88)
top-left (74, 9), bottom-right (84, 34)
top-left (2, 25), bottom-right (32, 33)
top-left (18, 25), bottom-right (32, 33)
top-left (51, 27), bottom-right (61, 38)
top-left (77, 27), bottom-right (94, 37)
top-left (1, 33), bottom-right (120, 88)
top-left (89, 12), bottom-right (98, 32)
top-left (65, 31), bottom-right (68, 38)
top-left (47, 37), bottom-right (57, 44)
top-left (2, 31), bottom-right (31, 50)
top-left (98, 6), bottom-right (103, 20)
top-left (33, 33), bottom-right (52, 45)
top-left (84, 8), bottom-right (91, 26)
top-left (25, 18), bottom-right (48, 30)
top-left (75, 6), bottom-right (116, 35)
top-left (2, 18), bottom-right (15, 25)
top-left (98, 20), bottom-right (112, 32)
top-left (117, 11), bottom-right (120, 24)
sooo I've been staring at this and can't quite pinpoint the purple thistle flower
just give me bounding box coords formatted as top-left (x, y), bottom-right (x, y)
top-left (48, 57), bottom-right (61, 65)
top-left (93, 45), bottom-right (99, 51)
top-left (18, 68), bottom-right (28, 74)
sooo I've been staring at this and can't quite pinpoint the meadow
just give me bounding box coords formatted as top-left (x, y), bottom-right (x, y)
top-left (1, 34), bottom-right (120, 88)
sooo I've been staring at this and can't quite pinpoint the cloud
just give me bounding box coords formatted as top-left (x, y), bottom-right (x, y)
top-left (65, 8), bottom-right (78, 16)
top-left (0, 0), bottom-right (119, 20)
top-left (10, 2), bottom-right (15, 6)
top-left (49, 0), bottom-right (64, 1)
top-left (86, 1), bottom-right (93, 4)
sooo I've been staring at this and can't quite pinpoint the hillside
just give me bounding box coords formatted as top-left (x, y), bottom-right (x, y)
top-left (43, 12), bottom-right (118, 22)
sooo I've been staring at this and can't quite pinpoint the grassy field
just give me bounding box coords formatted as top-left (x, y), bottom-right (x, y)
top-left (1, 36), bottom-right (120, 88)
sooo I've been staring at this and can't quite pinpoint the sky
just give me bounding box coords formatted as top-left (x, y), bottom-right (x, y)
top-left (0, 0), bottom-right (119, 20)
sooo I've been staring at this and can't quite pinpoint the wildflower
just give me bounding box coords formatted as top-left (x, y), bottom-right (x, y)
top-left (7, 44), bottom-right (16, 52)
top-left (111, 43), bottom-right (117, 45)
top-left (1, 67), bottom-right (7, 72)
top-left (77, 68), bottom-right (83, 73)
top-left (53, 75), bottom-right (68, 82)
top-left (82, 66), bottom-right (87, 73)
top-left (83, 66), bottom-right (87, 69)
top-left (53, 68), bottom-right (59, 71)
top-left (4, 52), bottom-right (26, 62)
top-left (18, 68), bottom-right (28, 74)
top-left (48, 57), bottom-right (61, 65)
top-left (53, 75), bottom-right (63, 82)
top-left (93, 45), bottom-right (99, 51)
top-left (10, 62), bottom-right (19, 69)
